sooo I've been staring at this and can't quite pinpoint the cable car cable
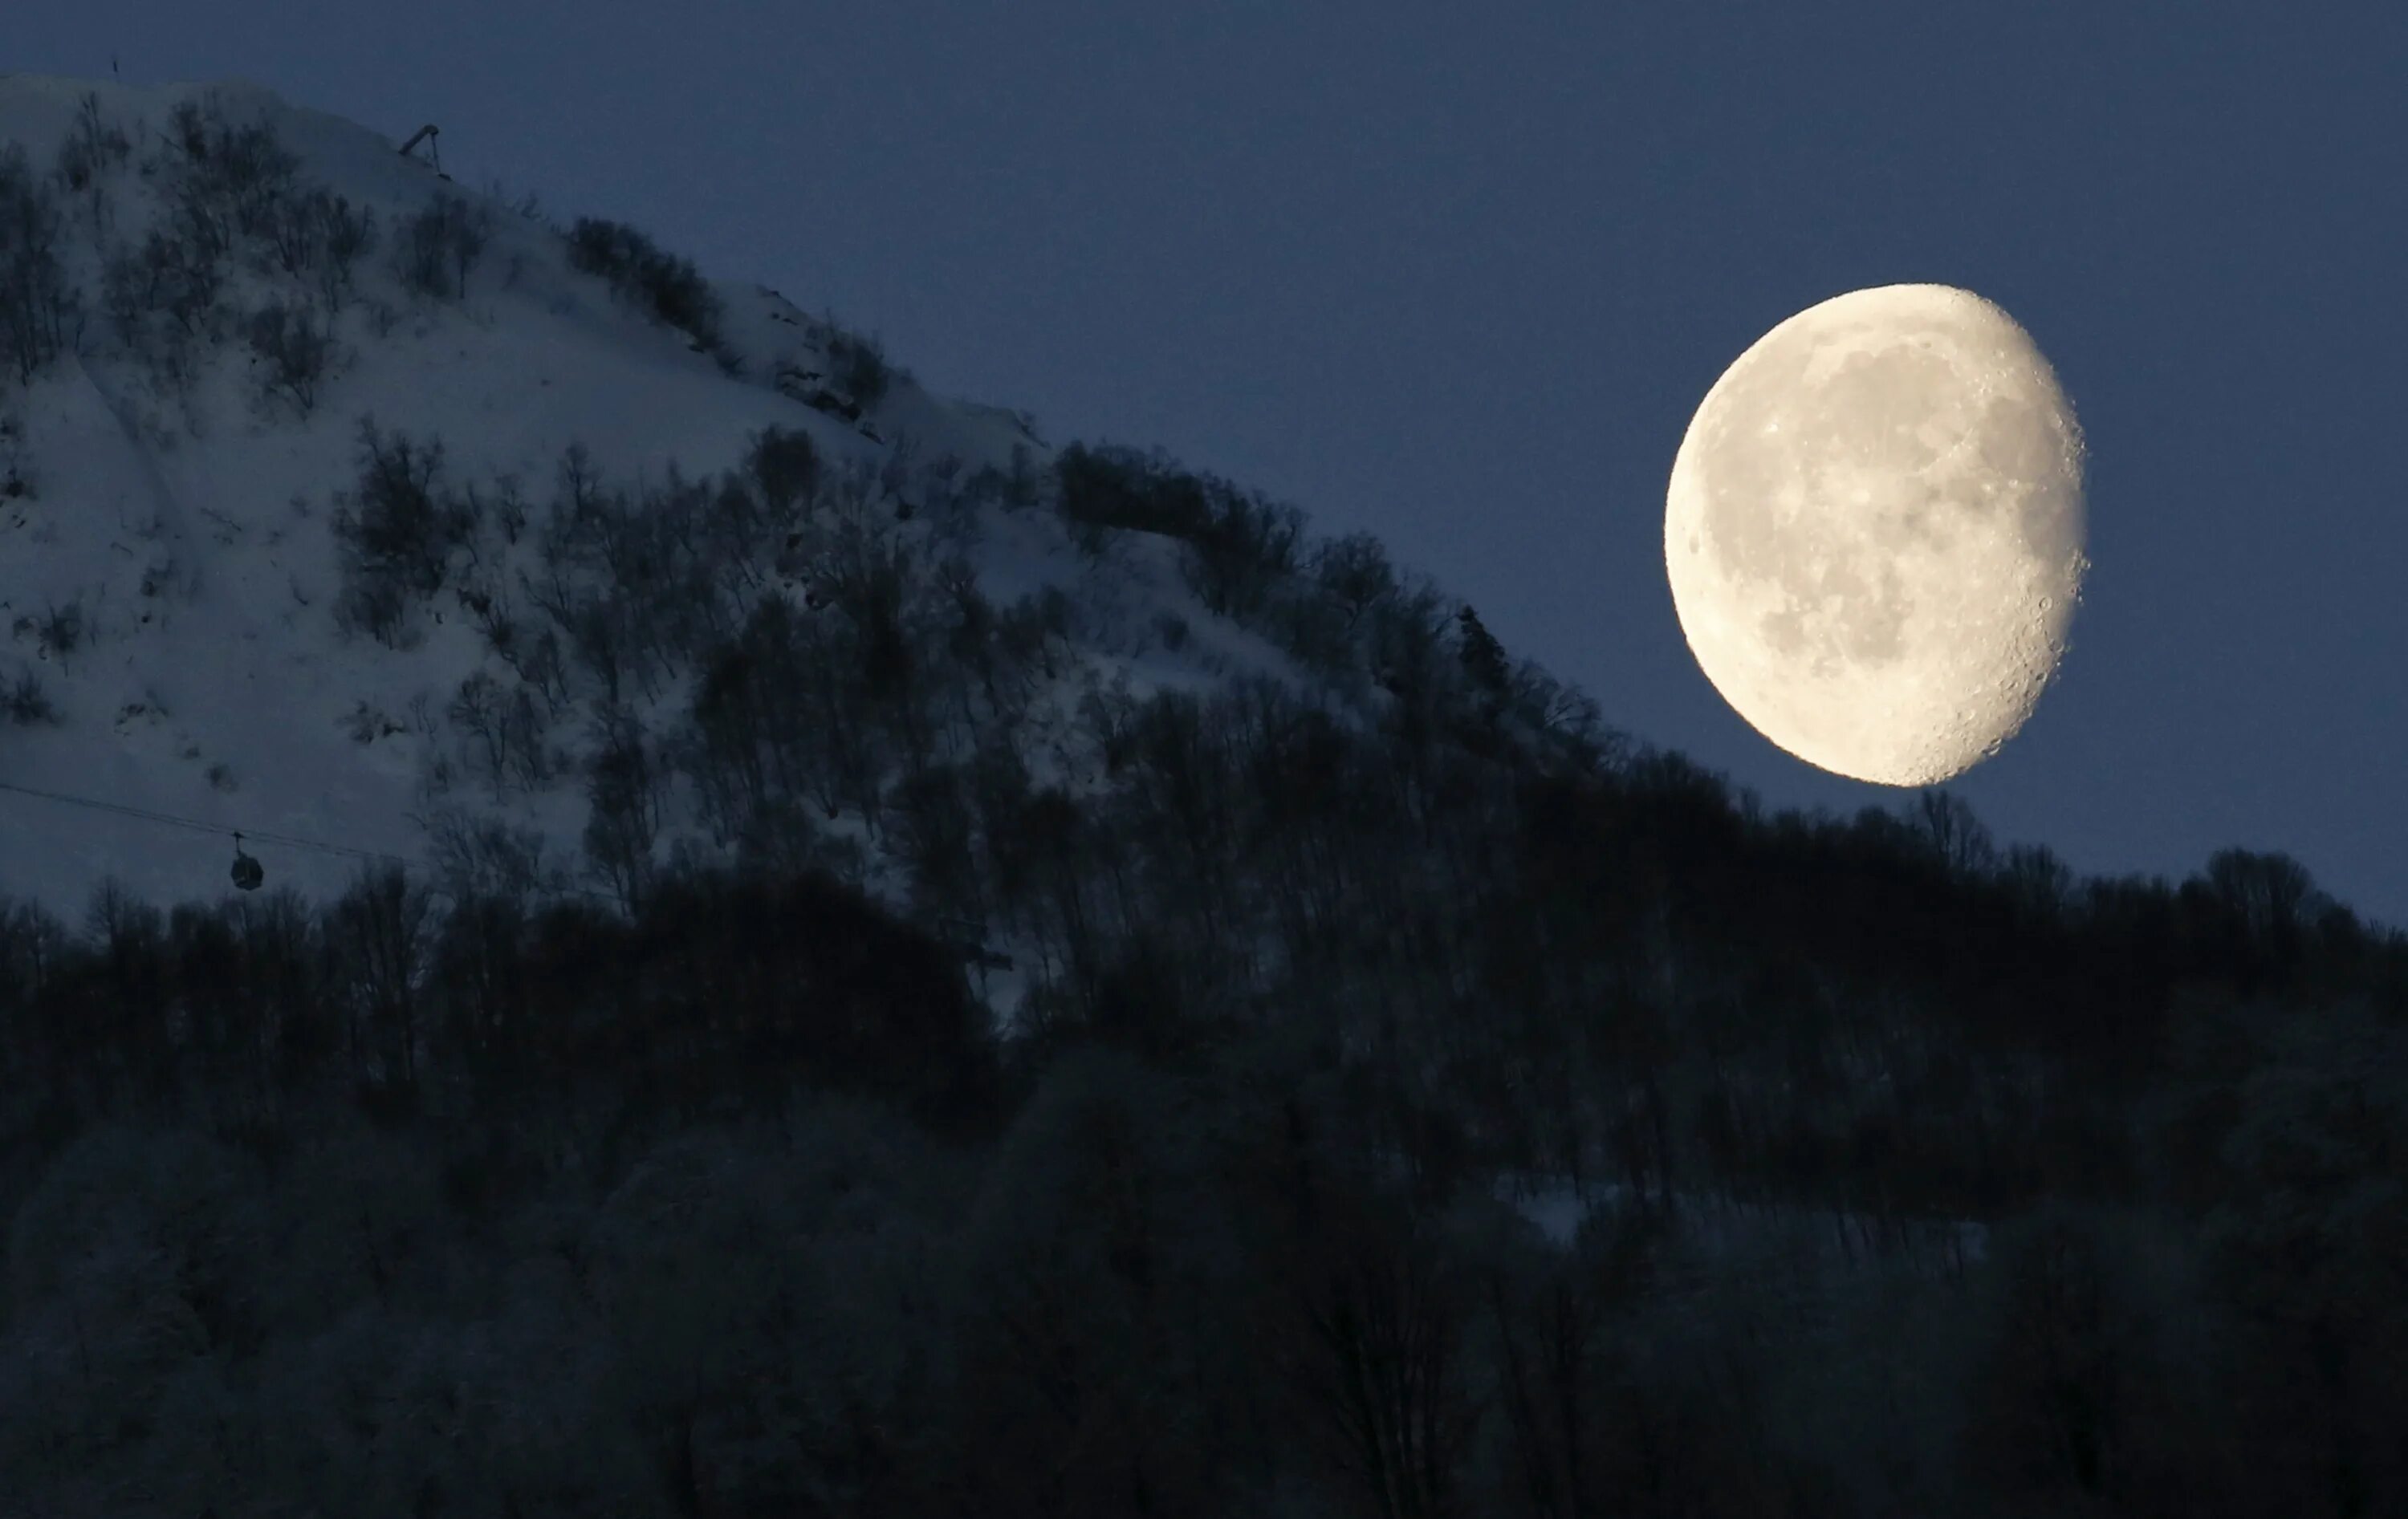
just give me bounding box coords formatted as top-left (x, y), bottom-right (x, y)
top-left (0, 777), bottom-right (413, 865)
top-left (0, 775), bottom-right (627, 906)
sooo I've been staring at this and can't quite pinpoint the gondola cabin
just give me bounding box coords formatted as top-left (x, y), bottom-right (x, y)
top-left (230, 835), bottom-right (263, 891)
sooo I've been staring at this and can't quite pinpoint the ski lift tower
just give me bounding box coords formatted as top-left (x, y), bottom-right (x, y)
top-left (398, 123), bottom-right (441, 174)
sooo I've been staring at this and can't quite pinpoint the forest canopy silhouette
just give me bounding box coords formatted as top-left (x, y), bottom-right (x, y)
top-left (1, 650), bottom-right (2401, 1513)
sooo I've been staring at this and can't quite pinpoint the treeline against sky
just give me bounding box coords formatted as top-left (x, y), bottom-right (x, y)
top-left (0, 660), bottom-right (2401, 1514)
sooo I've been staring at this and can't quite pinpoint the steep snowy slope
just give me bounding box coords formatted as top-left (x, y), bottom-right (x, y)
top-left (0, 74), bottom-right (1320, 930)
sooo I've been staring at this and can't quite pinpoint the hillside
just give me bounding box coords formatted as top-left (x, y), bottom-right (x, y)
top-left (2, 75), bottom-right (2406, 1519)
top-left (0, 75), bottom-right (1369, 943)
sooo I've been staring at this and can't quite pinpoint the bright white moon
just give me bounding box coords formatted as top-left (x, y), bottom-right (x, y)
top-left (1665, 284), bottom-right (2087, 786)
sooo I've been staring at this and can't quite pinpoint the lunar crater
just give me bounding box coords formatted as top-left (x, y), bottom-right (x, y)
top-left (1666, 284), bottom-right (2085, 786)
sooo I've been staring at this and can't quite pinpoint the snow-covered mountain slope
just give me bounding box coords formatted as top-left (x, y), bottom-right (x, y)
top-left (0, 74), bottom-right (1331, 927)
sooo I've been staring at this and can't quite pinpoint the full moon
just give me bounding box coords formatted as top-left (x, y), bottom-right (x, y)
top-left (1665, 284), bottom-right (2087, 786)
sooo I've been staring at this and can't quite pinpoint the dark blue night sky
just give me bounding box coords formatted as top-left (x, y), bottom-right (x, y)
top-left (18, 0), bottom-right (2406, 925)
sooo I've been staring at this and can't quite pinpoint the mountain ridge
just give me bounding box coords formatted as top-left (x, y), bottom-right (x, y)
top-left (2, 74), bottom-right (1442, 950)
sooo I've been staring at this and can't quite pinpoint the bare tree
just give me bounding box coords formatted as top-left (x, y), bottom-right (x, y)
top-left (1287, 1201), bottom-right (1483, 1519)
top-left (1911, 788), bottom-right (1998, 878)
